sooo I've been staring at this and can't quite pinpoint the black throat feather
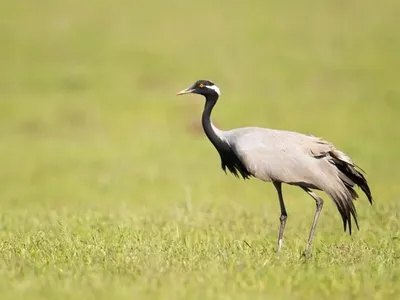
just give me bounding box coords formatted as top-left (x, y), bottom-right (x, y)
top-left (218, 143), bottom-right (252, 180)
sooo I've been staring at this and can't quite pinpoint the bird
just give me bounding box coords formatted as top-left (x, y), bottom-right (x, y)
top-left (176, 79), bottom-right (373, 257)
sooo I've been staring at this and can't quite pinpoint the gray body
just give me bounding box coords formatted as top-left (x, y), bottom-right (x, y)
top-left (223, 126), bottom-right (352, 193)
top-left (216, 123), bottom-right (371, 228)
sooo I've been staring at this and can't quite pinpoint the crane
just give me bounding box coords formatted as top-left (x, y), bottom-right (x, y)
top-left (176, 79), bottom-right (373, 257)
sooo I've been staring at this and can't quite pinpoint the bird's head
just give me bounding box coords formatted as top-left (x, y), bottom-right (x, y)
top-left (176, 80), bottom-right (220, 99)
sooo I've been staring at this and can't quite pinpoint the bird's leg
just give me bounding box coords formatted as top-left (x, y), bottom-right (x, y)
top-left (273, 182), bottom-right (287, 257)
top-left (301, 187), bottom-right (324, 257)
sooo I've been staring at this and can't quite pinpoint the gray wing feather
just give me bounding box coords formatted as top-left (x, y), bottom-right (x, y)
top-left (225, 127), bottom-right (329, 185)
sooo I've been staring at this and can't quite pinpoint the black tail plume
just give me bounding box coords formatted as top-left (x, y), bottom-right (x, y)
top-left (330, 154), bottom-right (373, 234)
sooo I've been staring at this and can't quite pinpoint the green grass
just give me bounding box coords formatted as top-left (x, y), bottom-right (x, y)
top-left (1, 0), bottom-right (400, 299)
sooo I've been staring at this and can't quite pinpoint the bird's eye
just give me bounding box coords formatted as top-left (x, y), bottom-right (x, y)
top-left (199, 83), bottom-right (204, 88)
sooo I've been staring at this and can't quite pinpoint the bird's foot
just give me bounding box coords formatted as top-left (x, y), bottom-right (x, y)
top-left (300, 249), bottom-right (312, 260)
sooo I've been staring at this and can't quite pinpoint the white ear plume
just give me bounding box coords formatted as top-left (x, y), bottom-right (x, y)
top-left (205, 84), bottom-right (221, 96)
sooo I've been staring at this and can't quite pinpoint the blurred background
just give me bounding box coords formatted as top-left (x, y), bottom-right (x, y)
top-left (0, 0), bottom-right (399, 297)
top-left (1, 0), bottom-right (399, 211)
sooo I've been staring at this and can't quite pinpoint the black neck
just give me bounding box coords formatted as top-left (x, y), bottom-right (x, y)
top-left (201, 94), bottom-right (227, 151)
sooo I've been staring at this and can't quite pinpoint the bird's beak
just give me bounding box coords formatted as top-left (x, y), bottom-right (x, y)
top-left (176, 87), bottom-right (194, 96)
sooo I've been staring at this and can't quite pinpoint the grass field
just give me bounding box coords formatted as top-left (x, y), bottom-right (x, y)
top-left (1, 0), bottom-right (400, 299)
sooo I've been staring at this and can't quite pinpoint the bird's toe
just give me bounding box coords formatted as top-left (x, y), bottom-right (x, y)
top-left (300, 249), bottom-right (312, 260)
